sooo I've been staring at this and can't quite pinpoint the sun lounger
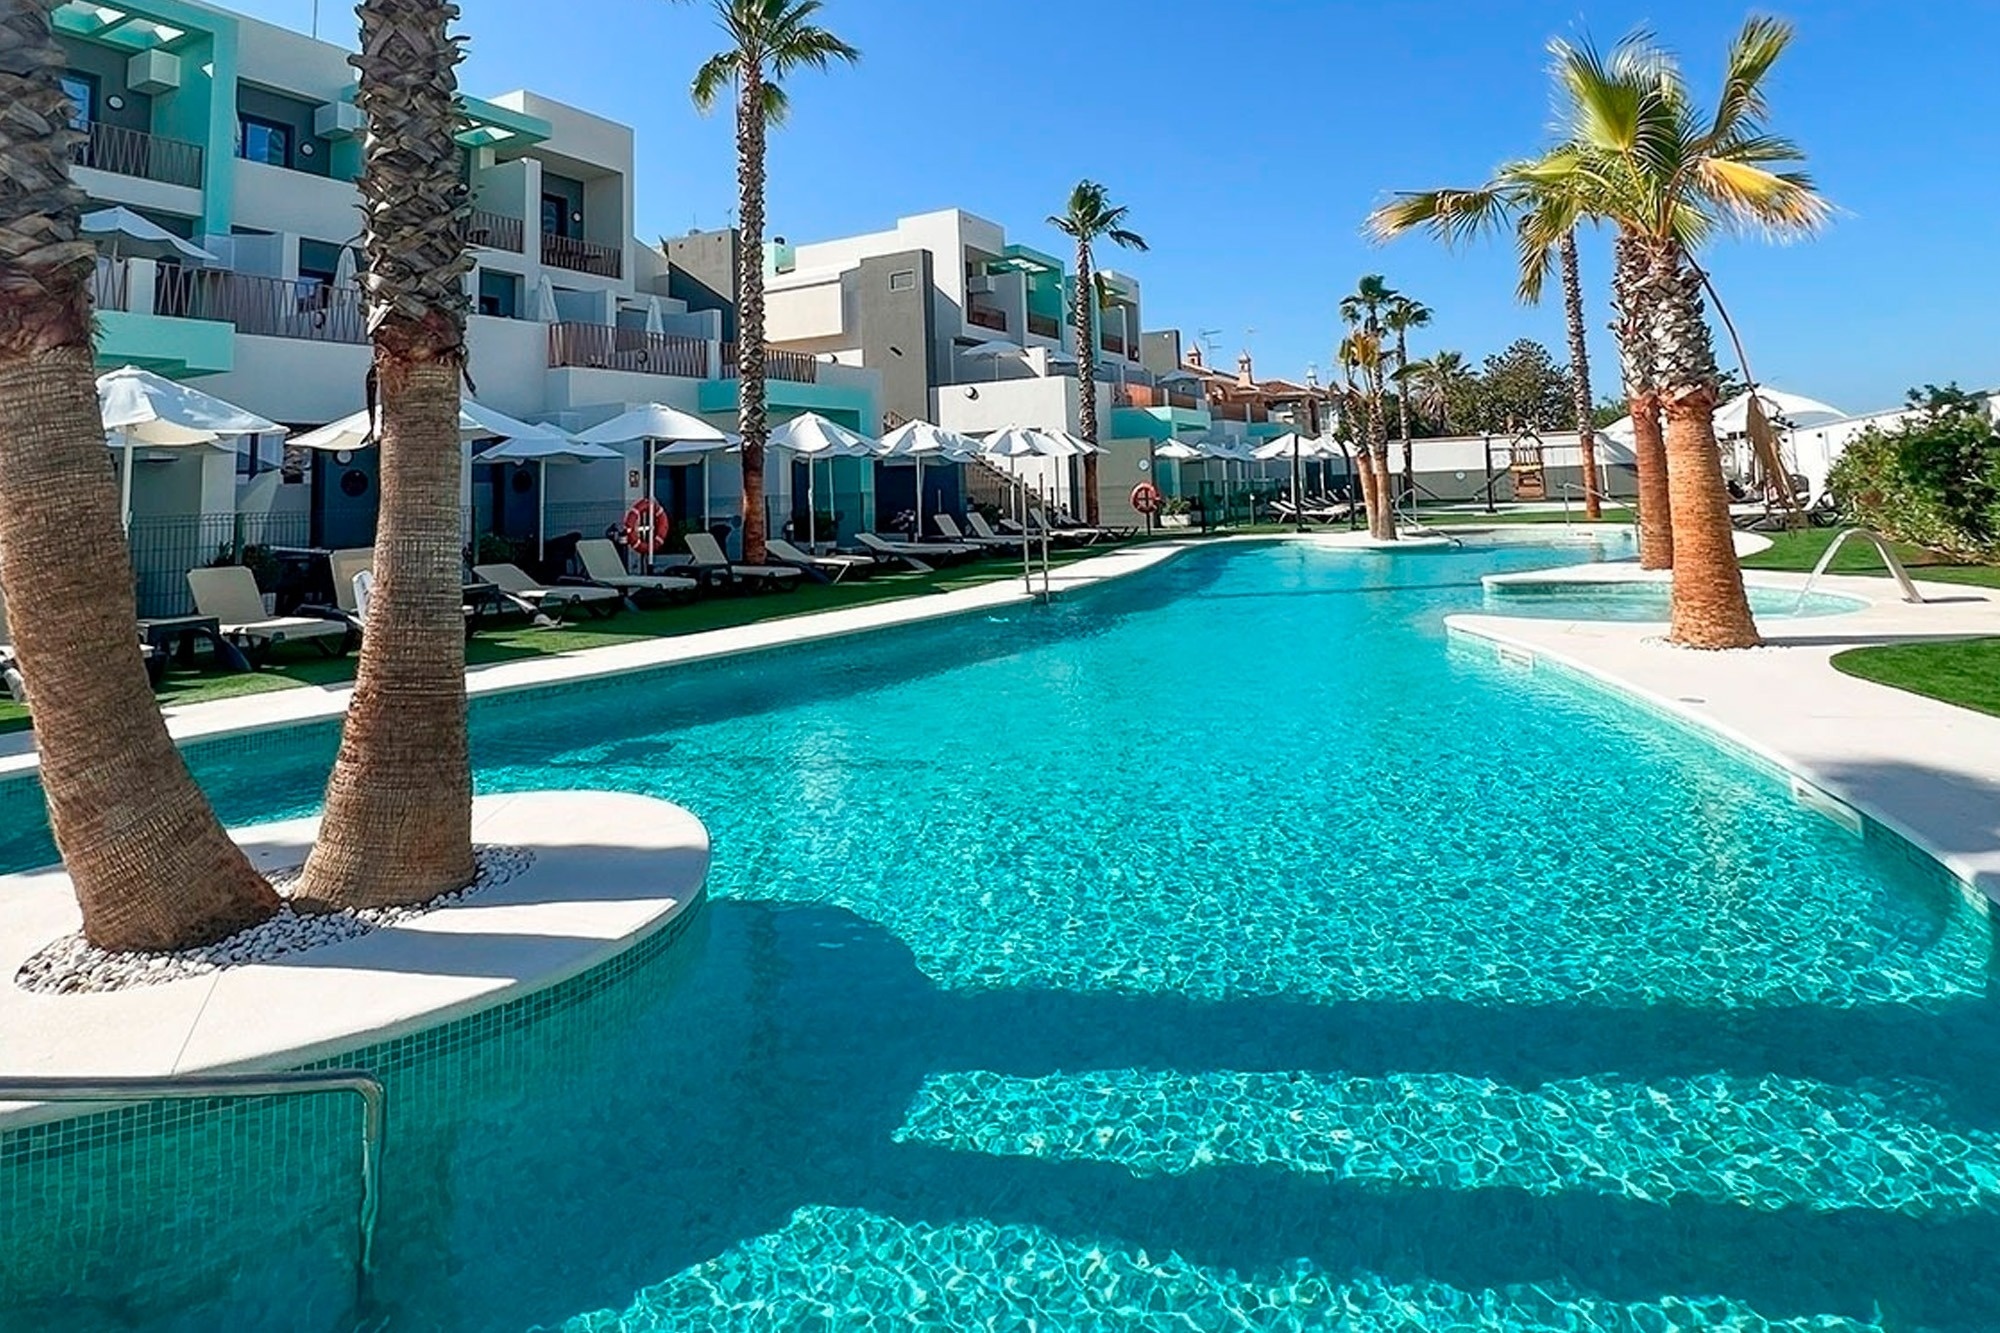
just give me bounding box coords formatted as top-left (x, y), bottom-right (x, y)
top-left (932, 514), bottom-right (1016, 550)
top-left (766, 537), bottom-right (876, 584)
top-left (854, 531), bottom-right (974, 573)
top-left (682, 532), bottom-right (803, 592)
top-left (186, 566), bottom-right (353, 664)
top-left (576, 539), bottom-right (700, 603)
top-left (1028, 508), bottom-right (1117, 546)
top-left (965, 512), bottom-right (1024, 546)
top-left (472, 563), bottom-right (623, 617)
top-left (0, 585), bottom-right (164, 700)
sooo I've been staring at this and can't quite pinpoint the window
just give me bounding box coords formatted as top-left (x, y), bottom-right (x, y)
top-left (238, 115), bottom-right (291, 168)
top-left (540, 194), bottom-right (570, 240)
top-left (60, 73), bottom-right (95, 130)
top-left (888, 269), bottom-right (916, 292)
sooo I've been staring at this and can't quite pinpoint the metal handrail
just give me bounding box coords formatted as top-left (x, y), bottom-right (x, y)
top-left (1, 1070), bottom-right (385, 1287)
top-left (1557, 482), bottom-right (1639, 529)
top-left (1794, 528), bottom-right (1927, 611)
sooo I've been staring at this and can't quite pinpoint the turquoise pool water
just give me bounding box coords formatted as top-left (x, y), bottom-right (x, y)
top-left (1485, 580), bottom-right (1868, 621)
top-left (5, 540), bottom-right (1998, 1332)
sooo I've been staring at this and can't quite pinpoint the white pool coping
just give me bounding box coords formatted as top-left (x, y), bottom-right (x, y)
top-left (0, 790), bottom-right (709, 1128)
top-left (0, 542), bottom-right (1193, 782)
top-left (1447, 565), bottom-right (2000, 903)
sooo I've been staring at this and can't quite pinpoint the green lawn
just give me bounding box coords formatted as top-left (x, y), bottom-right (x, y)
top-left (0, 545), bottom-right (1132, 736)
top-left (1833, 639), bottom-right (2000, 718)
top-left (1739, 527), bottom-right (2000, 589)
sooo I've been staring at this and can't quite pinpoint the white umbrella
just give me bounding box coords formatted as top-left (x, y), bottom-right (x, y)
top-left (980, 425), bottom-right (1059, 459)
top-left (769, 412), bottom-right (877, 546)
top-left (644, 295), bottom-right (666, 337)
top-left (576, 403), bottom-right (731, 549)
top-left (961, 338), bottom-right (1027, 382)
top-left (531, 275), bottom-right (560, 324)
top-left (473, 435), bottom-right (619, 560)
top-left (1155, 439), bottom-right (1203, 461)
top-left (81, 206), bottom-right (217, 264)
top-left (880, 420), bottom-right (980, 540)
top-left (292, 400), bottom-right (569, 451)
top-left (97, 366), bottom-right (283, 529)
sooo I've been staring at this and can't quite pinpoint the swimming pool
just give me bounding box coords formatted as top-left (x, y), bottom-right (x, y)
top-left (5, 539), bottom-right (1997, 1332)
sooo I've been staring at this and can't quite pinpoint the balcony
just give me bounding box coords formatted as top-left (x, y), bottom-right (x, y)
top-left (1026, 311), bottom-right (1061, 340)
top-left (1100, 330), bottom-right (1129, 357)
top-left (90, 257), bottom-right (129, 312)
top-left (719, 343), bottom-right (819, 384)
top-left (155, 267), bottom-right (366, 344)
top-left (73, 122), bottom-right (204, 190)
top-left (464, 209), bottom-right (524, 253)
top-left (1209, 400), bottom-right (1268, 424)
top-left (1121, 383), bottom-right (1201, 411)
top-left (542, 233), bottom-right (621, 278)
top-left (548, 322), bottom-right (712, 378)
top-left (966, 304), bottom-right (1008, 333)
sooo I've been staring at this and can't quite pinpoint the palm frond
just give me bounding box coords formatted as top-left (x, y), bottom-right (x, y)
top-left (690, 51), bottom-right (738, 113)
top-left (1107, 226), bottom-right (1148, 251)
top-left (1710, 14), bottom-right (1792, 142)
top-left (1367, 186), bottom-right (1516, 247)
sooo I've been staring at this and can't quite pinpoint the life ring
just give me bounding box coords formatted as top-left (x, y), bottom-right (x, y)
top-left (1130, 482), bottom-right (1162, 515)
top-left (623, 499), bottom-right (670, 554)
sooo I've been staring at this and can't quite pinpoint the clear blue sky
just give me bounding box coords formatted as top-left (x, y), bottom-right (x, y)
top-left (234, 0), bottom-right (1996, 415)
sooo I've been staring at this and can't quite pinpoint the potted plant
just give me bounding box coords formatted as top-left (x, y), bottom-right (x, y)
top-left (1160, 496), bottom-right (1194, 528)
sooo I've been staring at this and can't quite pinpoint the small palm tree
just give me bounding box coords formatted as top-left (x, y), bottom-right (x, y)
top-left (1049, 181), bottom-right (1147, 525)
top-left (0, 0), bottom-right (277, 949)
top-left (295, 0), bottom-right (477, 909)
top-left (1383, 294), bottom-right (1431, 502)
top-left (1404, 350), bottom-right (1472, 434)
top-left (689, 0), bottom-right (858, 562)
top-left (1338, 276), bottom-right (1398, 538)
top-left (1371, 156), bottom-right (1625, 525)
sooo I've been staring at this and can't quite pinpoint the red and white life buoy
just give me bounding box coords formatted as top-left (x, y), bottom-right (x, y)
top-left (1130, 482), bottom-right (1163, 515)
top-left (623, 499), bottom-right (671, 554)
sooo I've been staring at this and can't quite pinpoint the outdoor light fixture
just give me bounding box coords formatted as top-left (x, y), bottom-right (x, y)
top-left (105, 94), bottom-right (125, 110)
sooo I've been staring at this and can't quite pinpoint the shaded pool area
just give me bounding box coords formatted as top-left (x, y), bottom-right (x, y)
top-left (3, 540), bottom-right (1996, 1331)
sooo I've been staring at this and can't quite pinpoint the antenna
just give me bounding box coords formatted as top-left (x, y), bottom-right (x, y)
top-left (1198, 327), bottom-right (1222, 359)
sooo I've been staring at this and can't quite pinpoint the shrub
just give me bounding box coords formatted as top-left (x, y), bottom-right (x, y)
top-left (1829, 385), bottom-right (2000, 559)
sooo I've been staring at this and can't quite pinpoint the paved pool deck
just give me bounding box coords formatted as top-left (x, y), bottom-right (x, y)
top-left (0, 791), bottom-right (708, 1128)
top-left (0, 541), bottom-right (1192, 782)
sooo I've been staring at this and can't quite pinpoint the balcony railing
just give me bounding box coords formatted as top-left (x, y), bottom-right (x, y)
top-left (156, 267), bottom-right (367, 344)
top-left (966, 304), bottom-right (1007, 332)
top-left (1209, 400), bottom-right (1268, 424)
top-left (542, 233), bottom-right (622, 278)
top-left (1120, 383), bottom-right (1203, 411)
top-left (465, 209), bottom-right (524, 253)
top-left (719, 343), bottom-right (819, 384)
top-left (90, 257), bottom-right (130, 312)
top-left (548, 321), bottom-right (712, 378)
top-left (72, 121), bottom-right (204, 190)
top-left (1026, 311), bottom-right (1061, 339)
top-left (1100, 331), bottom-right (1128, 356)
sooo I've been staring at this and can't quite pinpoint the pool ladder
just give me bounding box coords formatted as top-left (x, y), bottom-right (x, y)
top-left (0, 1070), bottom-right (385, 1296)
top-left (1793, 528), bottom-right (1926, 612)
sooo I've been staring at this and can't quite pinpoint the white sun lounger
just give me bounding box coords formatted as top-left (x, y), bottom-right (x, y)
top-left (472, 563), bottom-right (623, 617)
top-left (683, 532), bottom-right (803, 591)
top-left (766, 537), bottom-right (876, 583)
top-left (576, 539), bottom-right (700, 601)
top-left (187, 565), bottom-right (352, 661)
top-left (932, 513), bottom-right (1015, 549)
top-left (854, 531), bottom-right (974, 573)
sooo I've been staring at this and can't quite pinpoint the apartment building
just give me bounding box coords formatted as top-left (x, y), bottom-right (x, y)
top-left (57, 0), bottom-right (880, 607)
top-left (674, 208), bottom-right (1156, 521)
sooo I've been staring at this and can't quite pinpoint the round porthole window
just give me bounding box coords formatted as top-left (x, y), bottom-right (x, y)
top-left (511, 469), bottom-right (535, 494)
top-left (339, 468), bottom-right (370, 498)
top-left (333, 449), bottom-right (354, 465)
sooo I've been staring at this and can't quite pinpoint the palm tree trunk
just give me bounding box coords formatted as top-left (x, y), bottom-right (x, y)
top-left (1613, 232), bottom-right (1671, 568)
top-left (0, 3), bottom-right (275, 951)
top-left (1648, 242), bottom-right (1758, 649)
top-left (295, 0), bottom-right (475, 910)
top-left (1559, 230), bottom-right (1602, 521)
top-left (734, 63), bottom-right (770, 562)
top-left (1073, 242), bottom-right (1101, 524)
top-left (1368, 371), bottom-right (1396, 541)
top-left (1395, 331), bottom-right (1414, 507)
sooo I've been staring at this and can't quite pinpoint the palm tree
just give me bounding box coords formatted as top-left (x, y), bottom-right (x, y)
top-left (1049, 181), bottom-right (1147, 525)
top-left (1370, 163), bottom-right (1622, 527)
top-left (1338, 275), bottom-right (1398, 539)
top-left (294, 0), bottom-right (477, 910)
top-left (0, 0), bottom-right (277, 950)
top-left (1542, 22), bottom-right (1829, 648)
top-left (1383, 294), bottom-right (1431, 504)
top-left (1404, 350), bottom-right (1472, 434)
top-left (689, 0), bottom-right (858, 562)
